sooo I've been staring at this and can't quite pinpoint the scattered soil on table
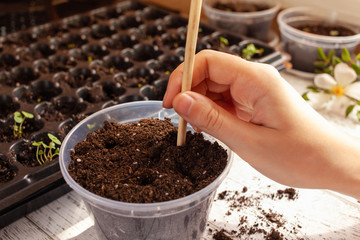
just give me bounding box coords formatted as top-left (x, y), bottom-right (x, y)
top-left (213, 2), bottom-right (269, 12)
top-left (69, 118), bottom-right (228, 203)
top-left (212, 187), bottom-right (304, 240)
top-left (295, 24), bottom-right (356, 37)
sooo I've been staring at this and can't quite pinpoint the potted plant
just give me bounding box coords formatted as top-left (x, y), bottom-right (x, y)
top-left (59, 101), bottom-right (233, 240)
top-left (277, 6), bottom-right (360, 73)
top-left (202, 0), bottom-right (280, 42)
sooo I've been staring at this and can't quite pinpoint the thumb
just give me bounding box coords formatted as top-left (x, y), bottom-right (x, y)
top-left (172, 91), bottom-right (260, 151)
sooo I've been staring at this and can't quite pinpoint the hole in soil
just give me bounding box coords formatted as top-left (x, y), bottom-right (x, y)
top-left (32, 22), bottom-right (66, 38)
top-left (35, 96), bottom-right (87, 121)
top-left (0, 153), bottom-right (16, 183)
top-left (127, 67), bottom-right (159, 87)
top-left (0, 54), bottom-right (20, 70)
top-left (162, 15), bottom-right (188, 29)
top-left (141, 7), bottom-right (167, 20)
top-left (63, 15), bottom-right (92, 28)
top-left (13, 80), bottom-right (62, 103)
top-left (68, 48), bottom-right (87, 61)
top-left (67, 67), bottom-right (99, 88)
top-left (158, 54), bottom-right (182, 72)
top-left (102, 55), bottom-right (133, 71)
top-left (77, 81), bottom-right (125, 103)
top-left (160, 32), bottom-right (186, 49)
top-left (139, 24), bottom-right (164, 38)
top-left (59, 112), bottom-right (92, 137)
top-left (48, 55), bottom-right (77, 72)
top-left (91, 7), bottom-right (118, 20)
top-left (112, 15), bottom-right (143, 30)
top-left (81, 44), bottom-right (110, 59)
top-left (10, 131), bottom-right (61, 167)
top-left (0, 71), bottom-right (11, 86)
top-left (0, 113), bottom-right (44, 142)
top-left (204, 32), bottom-right (243, 49)
top-left (118, 94), bottom-right (145, 104)
top-left (0, 95), bottom-right (20, 119)
top-left (91, 24), bottom-right (116, 39)
top-left (116, 1), bottom-right (146, 12)
top-left (61, 33), bottom-right (88, 48)
top-left (111, 33), bottom-right (138, 49)
top-left (11, 66), bottom-right (38, 85)
top-left (33, 59), bottom-right (51, 74)
top-left (3, 31), bottom-right (35, 46)
top-left (132, 44), bottom-right (162, 61)
top-left (140, 79), bottom-right (168, 100)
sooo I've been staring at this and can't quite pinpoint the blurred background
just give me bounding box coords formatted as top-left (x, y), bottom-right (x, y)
top-left (0, 0), bottom-right (358, 37)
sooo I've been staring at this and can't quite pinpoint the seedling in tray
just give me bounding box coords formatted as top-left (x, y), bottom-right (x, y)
top-left (242, 43), bottom-right (264, 60)
top-left (32, 133), bottom-right (62, 165)
top-left (13, 111), bottom-right (34, 138)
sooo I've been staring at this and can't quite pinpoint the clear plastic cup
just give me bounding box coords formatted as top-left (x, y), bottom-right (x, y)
top-left (277, 7), bottom-right (360, 73)
top-left (59, 101), bottom-right (233, 240)
top-left (202, 0), bottom-right (280, 42)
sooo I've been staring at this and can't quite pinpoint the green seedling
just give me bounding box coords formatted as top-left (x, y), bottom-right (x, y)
top-left (13, 111), bottom-right (34, 138)
top-left (219, 36), bottom-right (229, 48)
top-left (242, 43), bottom-right (264, 60)
top-left (32, 133), bottom-right (61, 166)
top-left (315, 47), bottom-right (360, 75)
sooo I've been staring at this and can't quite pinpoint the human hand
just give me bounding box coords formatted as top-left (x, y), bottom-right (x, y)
top-left (163, 50), bottom-right (360, 199)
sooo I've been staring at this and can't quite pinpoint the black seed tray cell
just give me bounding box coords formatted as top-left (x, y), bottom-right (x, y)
top-left (0, 0), bottom-right (284, 228)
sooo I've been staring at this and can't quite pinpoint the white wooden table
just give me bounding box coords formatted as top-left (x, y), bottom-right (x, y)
top-left (1, 72), bottom-right (360, 240)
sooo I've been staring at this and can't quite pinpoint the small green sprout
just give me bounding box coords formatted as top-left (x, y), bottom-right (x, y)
top-left (219, 36), bottom-right (229, 48)
top-left (315, 47), bottom-right (360, 75)
top-left (32, 133), bottom-right (61, 166)
top-left (13, 111), bottom-right (34, 138)
top-left (242, 43), bottom-right (264, 60)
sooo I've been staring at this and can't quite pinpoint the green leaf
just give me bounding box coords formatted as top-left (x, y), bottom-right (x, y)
top-left (219, 36), bottom-right (229, 47)
top-left (314, 61), bottom-right (328, 68)
top-left (317, 48), bottom-right (326, 60)
top-left (307, 86), bottom-right (319, 92)
top-left (32, 142), bottom-right (43, 146)
top-left (341, 48), bottom-right (351, 62)
top-left (38, 149), bottom-right (44, 155)
top-left (357, 111), bottom-right (360, 121)
top-left (48, 133), bottom-right (61, 145)
top-left (49, 142), bottom-right (55, 149)
top-left (357, 53), bottom-right (360, 60)
top-left (55, 148), bottom-right (60, 154)
top-left (333, 56), bottom-right (342, 64)
top-left (14, 111), bottom-right (24, 123)
top-left (13, 125), bottom-right (19, 132)
top-left (345, 105), bottom-right (355, 117)
top-left (327, 49), bottom-right (335, 60)
top-left (302, 92), bottom-right (309, 101)
top-left (21, 111), bottom-right (34, 119)
top-left (357, 101), bottom-right (360, 105)
top-left (351, 63), bottom-right (360, 75)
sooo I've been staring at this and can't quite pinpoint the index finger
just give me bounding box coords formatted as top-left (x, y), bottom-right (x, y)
top-left (162, 49), bottom-right (264, 108)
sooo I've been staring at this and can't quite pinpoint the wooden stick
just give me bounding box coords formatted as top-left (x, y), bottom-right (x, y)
top-left (177, 0), bottom-right (202, 146)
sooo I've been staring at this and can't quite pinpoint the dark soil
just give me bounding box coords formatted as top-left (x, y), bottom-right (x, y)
top-left (295, 24), bottom-right (356, 37)
top-left (68, 118), bottom-right (228, 203)
top-left (213, 2), bottom-right (269, 12)
top-left (0, 156), bottom-right (16, 183)
top-left (212, 187), bottom-right (304, 240)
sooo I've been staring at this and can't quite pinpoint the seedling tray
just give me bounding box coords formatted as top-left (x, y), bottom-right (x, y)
top-left (0, 0), bottom-right (284, 228)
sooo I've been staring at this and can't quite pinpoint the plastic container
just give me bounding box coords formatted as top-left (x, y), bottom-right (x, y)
top-left (277, 7), bottom-right (360, 73)
top-left (59, 101), bottom-right (233, 240)
top-left (202, 0), bottom-right (280, 42)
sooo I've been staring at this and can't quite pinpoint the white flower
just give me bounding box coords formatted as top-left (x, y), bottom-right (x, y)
top-left (308, 63), bottom-right (360, 115)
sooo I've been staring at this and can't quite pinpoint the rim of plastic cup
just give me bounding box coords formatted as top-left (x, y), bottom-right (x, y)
top-left (277, 7), bottom-right (360, 44)
top-left (203, 0), bottom-right (280, 19)
top-left (59, 101), bottom-right (234, 215)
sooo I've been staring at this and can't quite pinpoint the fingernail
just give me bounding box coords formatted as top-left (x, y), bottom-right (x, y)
top-left (175, 93), bottom-right (194, 116)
